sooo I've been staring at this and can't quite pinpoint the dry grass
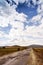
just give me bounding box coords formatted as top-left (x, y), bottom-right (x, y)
top-left (0, 46), bottom-right (27, 56)
top-left (31, 48), bottom-right (43, 65)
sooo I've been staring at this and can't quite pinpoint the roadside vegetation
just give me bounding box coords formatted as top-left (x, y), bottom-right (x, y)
top-left (0, 46), bottom-right (27, 56)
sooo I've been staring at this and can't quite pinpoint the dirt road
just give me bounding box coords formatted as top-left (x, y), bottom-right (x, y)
top-left (0, 48), bottom-right (32, 65)
top-left (0, 48), bottom-right (43, 65)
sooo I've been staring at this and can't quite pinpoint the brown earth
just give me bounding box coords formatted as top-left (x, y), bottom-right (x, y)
top-left (0, 46), bottom-right (43, 65)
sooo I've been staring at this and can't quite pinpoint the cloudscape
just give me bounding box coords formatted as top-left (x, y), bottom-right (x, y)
top-left (0, 0), bottom-right (43, 46)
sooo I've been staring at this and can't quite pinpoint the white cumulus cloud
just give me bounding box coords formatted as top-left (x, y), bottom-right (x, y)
top-left (0, 0), bottom-right (43, 46)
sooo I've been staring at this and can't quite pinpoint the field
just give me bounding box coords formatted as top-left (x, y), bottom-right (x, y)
top-left (0, 46), bottom-right (27, 56)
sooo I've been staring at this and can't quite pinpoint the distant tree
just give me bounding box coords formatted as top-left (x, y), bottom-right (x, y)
top-left (18, 48), bottom-right (20, 51)
top-left (2, 47), bottom-right (5, 49)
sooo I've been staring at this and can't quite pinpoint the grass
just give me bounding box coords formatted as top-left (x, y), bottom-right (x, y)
top-left (0, 46), bottom-right (27, 56)
top-left (0, 45), bottom-right (43, 57)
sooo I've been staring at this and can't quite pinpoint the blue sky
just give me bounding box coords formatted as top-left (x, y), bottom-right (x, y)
top-left (0, 0), bottom-right (43, 46)
top-left (0, 24), bottom-right (12, 34)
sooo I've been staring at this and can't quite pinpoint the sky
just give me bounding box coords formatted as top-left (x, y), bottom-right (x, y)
top-left (0, 0), bottom-right (43, 46)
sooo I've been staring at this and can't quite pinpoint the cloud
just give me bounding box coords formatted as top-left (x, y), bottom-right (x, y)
top-left (8, 9), bottom-right (43, 46)
top-left (0, 16), bottom-right (9, 27)
top-left (0, 0), bottom-right (43, 46)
